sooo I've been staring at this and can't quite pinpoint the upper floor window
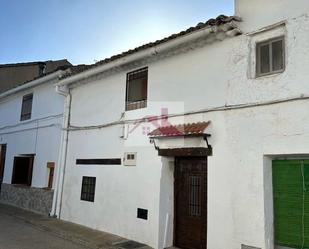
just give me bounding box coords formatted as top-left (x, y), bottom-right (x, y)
top-left (126, 67), bottom-right (148, 111)
top-left (256, 37), bottom-right (285, 77)
top-left (20, 93), bottom-right (33, 121)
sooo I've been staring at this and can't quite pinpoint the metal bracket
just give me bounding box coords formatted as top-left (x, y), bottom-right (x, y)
top-left (150, 138), bottom-right (159, 150)
top-left (203, 134), bottom-right (212, 149)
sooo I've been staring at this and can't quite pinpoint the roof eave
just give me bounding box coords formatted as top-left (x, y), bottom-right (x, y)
top-left (149, 133), bottom-right (211, 139)
top-left (57, 20), bottom-right (242, 89)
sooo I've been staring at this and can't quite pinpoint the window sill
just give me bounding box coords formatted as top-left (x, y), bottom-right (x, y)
top-left (12, 185), bottom-right (53, 191)
top-left (125, 100), bottom-right (147, 111)
top-left (20, 117), bottom-right (31, 122)
top-left (255, 69), bottom-right (285, 79)
top-left (80, 199), bottom-right (95, 203)
top-left (12, 184), bottom-right (31, 188)
top-left (42, 187), bottom-right (53, 191)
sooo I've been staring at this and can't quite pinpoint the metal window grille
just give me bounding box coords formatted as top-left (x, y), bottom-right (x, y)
top-left (189, 175), bottom-right (202, 216)
top-left (81, 176), bottom-right (96, 202)
top-left (126, 67), bottom-right (148, 111)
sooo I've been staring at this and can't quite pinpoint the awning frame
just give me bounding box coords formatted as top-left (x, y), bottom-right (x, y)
top-left (150, 134), bottom-right (212, 157)
top-left (157, 147), bottom-right (212, 157)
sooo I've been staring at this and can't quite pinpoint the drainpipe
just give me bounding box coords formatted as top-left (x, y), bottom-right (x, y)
top-left (50, 85), bottom-right (71, 218)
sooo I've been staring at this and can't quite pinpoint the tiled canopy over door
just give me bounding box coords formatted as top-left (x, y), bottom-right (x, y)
top-left (273, 160), bottom-right (309, 248)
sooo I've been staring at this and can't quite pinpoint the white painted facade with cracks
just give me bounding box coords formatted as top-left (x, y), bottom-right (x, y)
top-left (54, 1), bottom-right (309, 249)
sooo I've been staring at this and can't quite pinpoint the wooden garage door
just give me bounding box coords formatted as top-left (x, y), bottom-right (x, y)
top-left (175, 157), bottom-right (207, 249)
top-left (273, 159), bottom-right (309, 248)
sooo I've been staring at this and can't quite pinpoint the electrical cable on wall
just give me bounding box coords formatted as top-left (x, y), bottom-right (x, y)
top-left (0, 124), bottom-right (61, 136)
top-left (66, 94), bottom-right (309, 132)
top-left (0, 113), bottom-right (63, 132)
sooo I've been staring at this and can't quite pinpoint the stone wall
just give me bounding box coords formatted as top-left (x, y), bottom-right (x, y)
top-left (0, 183), bottom-right (54, 215)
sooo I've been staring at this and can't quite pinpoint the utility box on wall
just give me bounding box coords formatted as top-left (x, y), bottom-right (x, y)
top-left (123, 152), bottom-right (137, 166)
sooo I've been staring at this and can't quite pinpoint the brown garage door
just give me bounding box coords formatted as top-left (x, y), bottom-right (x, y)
top-left (175, 157), bottom-right (207, 249)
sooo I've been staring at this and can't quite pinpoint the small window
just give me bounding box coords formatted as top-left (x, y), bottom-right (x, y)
top-left (126, 67), bottom-right (148, 111)
top-left (137, 208), bottom-right (148, 220)
top-left (20, 94), bottom-right (33, 121)
top-left (256, 37), bottom-right (285, 77)
top-left (81, 176), bottom-right (96, 202)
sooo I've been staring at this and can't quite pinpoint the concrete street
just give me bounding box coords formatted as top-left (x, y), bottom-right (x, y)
top-left (0, 203), bottom-right (150, 249)
top-left (0, 212), bottom-right (87, 249)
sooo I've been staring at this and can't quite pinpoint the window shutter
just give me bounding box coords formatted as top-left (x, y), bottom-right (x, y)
top-left (272, 40), bottom-right (284, 71)
top-left (256, 37), bottom-right (285, 77)
top-left (20, 94), bottom-right (33, 121)
top-left (259, 43), bottom-right (270, 74)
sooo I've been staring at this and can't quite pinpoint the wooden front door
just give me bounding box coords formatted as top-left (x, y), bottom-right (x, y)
top-left (0, 145), bottom-right (7, 189)
top-left (175, 157), bottom-right (207, 249)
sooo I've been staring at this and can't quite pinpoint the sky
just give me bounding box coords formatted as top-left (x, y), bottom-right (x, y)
top-left (0, 0), bottom-right (234, 65)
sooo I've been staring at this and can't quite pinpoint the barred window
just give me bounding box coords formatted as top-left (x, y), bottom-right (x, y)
top-left (81, 176), bottom-right (96, 202)
top-left (126, 67), bottom-right (148, 111)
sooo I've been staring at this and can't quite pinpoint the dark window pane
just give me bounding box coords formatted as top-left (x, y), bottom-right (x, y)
top-left (81, 176), bottom-right (96, 202)
top-left (127, 78), bottom-right (147, 102)
top-left (259, 44), bottom-right (270, 74)
top-left (272, 40), bottom-right (284, 71)
top-left (11, 156), bottom-right (34, 186)
top-left (126, 68), bottom-right (148, 110)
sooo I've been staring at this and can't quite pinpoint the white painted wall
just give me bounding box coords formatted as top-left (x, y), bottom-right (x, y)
top-left (59, 6), bottom-right (309, 249)
top-left (0, 81), bottom-right (64, 188)
top-left (235, 0), bottom-right (309, 33)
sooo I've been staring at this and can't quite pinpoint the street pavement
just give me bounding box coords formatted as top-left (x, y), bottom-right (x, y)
top-left (0, 203), bottom-right (151, 249)
top-left (0, 212), bottom-right (88, 249)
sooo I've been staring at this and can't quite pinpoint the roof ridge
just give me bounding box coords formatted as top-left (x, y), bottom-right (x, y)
top-left (61, 15), bottom-right (241, 79)
top-left (0, 59), bottom-right (70, 68)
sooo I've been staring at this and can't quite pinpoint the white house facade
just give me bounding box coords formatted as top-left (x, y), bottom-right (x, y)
top-left (53, 1), bottom-right (309, 249)
top-left (0, 70), bottom-right (68, 214)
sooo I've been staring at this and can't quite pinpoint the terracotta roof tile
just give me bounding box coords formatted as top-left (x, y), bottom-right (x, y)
top-left (62, 15), bottom-right (241, 79)
top-left (148, 121), bottom-right (211, 137)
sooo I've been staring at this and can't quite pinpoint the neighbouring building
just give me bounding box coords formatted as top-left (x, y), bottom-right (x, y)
top-left (0, 60), bottom-right (72, 214)
top-left (49, 1), bottom-right (309, 249)
top-left (0, 59), bottom-right (71, 93)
